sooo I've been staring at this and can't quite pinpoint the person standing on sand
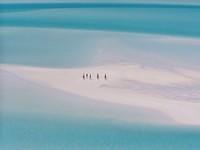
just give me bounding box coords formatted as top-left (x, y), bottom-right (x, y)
top-left (82, 74), bottom-right (85, 80)
top-left (97, 73), bottom-right (99, 80)
top-left (89, 74), bottom-right (92, 80)
top-left (86, 73), bottom-right (88, 79)
top-left (104, 74), bottom-right (107, 80)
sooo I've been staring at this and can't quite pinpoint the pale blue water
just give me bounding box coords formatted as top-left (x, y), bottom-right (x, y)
top-left (1, 3), bottom-right (200, 37)
top-left (0, 3), bottom-right (200, 68)
top-left (1, 115), bottom-right (200, 150)
top-left (1, 2), bottom-right (200, 150)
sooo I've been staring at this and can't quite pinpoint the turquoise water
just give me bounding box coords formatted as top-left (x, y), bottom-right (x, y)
top-left (1, 27), bottom-right (200, 68)
top-left (1, 115), bottom-right (200, 150)
top-left (1, 3), bottom-right (200, 37)
top-left (1, 3), bottom-right (200, 68)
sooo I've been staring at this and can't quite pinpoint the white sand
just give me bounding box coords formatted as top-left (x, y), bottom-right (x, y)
top-left (1, 64), bottom-right (200, 125)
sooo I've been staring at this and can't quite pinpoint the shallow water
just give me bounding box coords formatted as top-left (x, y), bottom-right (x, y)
top-left (1, 27), bottom-right (200, 69)
top-left (1, 3), bottom-right (200, 37)
top-left (0, 3), bottom-right (200, 68)
top-left (1, 115), bottom-right (200, 150)
top-left (1, 3), bottom-right (200, 69)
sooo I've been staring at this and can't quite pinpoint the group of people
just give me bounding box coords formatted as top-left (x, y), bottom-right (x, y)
top-left (82, 73), bottom-right (107, 80)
